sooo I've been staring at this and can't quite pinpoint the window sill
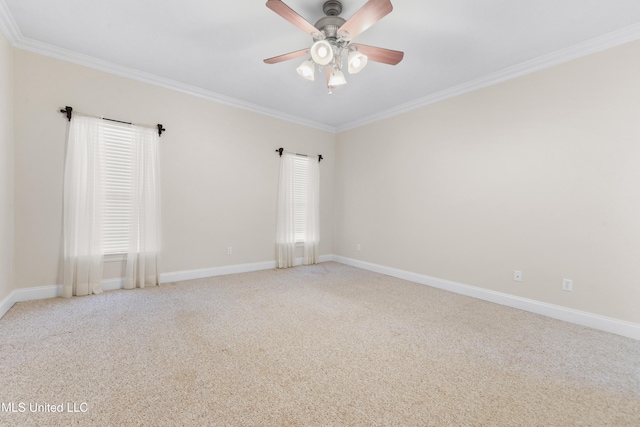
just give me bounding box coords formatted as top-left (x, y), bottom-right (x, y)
top-left (104, 253), bottom-right (126, 262)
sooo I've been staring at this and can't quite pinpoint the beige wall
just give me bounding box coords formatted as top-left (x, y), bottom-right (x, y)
top-left (0, 32), bottom-right (14, 301)
top-left (13, 50), bottom-right (335, 288)
top-left (335, 41), bottom-right (640, 324)
top-left (9, 38), bottom-right (640, 326)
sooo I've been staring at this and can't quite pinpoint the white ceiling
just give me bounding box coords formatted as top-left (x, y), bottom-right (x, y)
top-left (2, 0), bottom-right (640, 131)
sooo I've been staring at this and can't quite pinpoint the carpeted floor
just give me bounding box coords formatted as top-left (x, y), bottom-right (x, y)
top-left (0, 262), bottom-right (639, 426)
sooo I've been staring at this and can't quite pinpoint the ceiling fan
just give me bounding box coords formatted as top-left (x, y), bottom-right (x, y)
top-left (264, 0), bottom-right (404, 93)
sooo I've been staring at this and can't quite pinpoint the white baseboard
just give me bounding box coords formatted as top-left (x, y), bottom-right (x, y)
top-left (0, 255), bottom-right (335, 319)
top-left (160, 260), bottom-right (278, 284)
top-left (332, 255), bottom-right (640, 341)
top-left (101, 278), bottom-right (125, 292)
top-left (6, 255), bottom-right (635, 341)
top-left (0, 285), bottom-right (62, 319)
top-left (160, 255), bottom-right (333, 283)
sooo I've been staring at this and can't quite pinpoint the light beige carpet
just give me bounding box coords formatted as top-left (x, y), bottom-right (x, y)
top-left (0, 262), bottom-right (638, 426)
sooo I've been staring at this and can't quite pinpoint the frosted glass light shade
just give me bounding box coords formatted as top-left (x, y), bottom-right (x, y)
top-left (296, 60), bottom-right (315, 81)
top-left (328, 69), bottom-right (347, 86)
top-left (310, 40), bottom-right (333, 65)
top-left (348, 51), bottom-right (368, 74)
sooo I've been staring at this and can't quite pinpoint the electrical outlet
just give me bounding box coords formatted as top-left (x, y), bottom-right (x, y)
top-left (514, 271), bottom-right (522, 282)
top-left (562, 279), bottom-right (573, 292)
top-left (356, 244), bottom-right (361, 251)
top-left (227, 246), bottom-right (232, 255)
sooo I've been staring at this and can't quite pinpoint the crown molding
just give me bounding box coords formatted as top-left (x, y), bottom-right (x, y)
top-left (0, 0), bottom-right (334, 132)
top-left (12, 36), bottom-right (336, 133)
top-left (0, 0), bottom-right (21, 44)
top-left (336, 22), bottom-right (640, 133)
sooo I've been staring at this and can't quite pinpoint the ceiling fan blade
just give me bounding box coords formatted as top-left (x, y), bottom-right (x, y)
top-left (264, 48), bottom-right (310, 64)
top-left (266, 0), bottom-right (319, 36)
top-left (337, 0), bottom-right (393, 41)
top-left (350, 44), bottom-right (404, 65)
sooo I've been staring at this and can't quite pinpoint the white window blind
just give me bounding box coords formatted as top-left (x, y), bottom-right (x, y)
top-left (292, 155), bottom-right (309, 242)
top-left (103, 122), bottom-right (133, 255)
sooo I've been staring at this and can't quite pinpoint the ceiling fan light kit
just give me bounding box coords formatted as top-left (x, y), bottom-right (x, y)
top-left (296, 60), bottom-right (316, 81)
top-left (310, 40), bottom-right (334, 65)
top-left (329, 69), bottom-right (348, 87)
top-left (348, 50), bottom-right (368, 73)
top-left (264, 0), bottom-right (404, 94)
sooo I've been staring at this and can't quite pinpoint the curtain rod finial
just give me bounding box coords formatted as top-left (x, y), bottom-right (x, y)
top-left (276, 147), bottom-right (284, 157)
top-left (60, 106), bottom-right (72, 121)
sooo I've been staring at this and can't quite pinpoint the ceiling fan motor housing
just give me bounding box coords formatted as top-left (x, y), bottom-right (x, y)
top-left (314, 16), bottom-right (346, 39)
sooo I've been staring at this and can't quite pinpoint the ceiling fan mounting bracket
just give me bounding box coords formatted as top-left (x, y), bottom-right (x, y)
top-left (323, 1), bottom-right (343, 17)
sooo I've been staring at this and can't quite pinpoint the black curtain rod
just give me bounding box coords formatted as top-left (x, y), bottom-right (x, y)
top-left (276, 147), bottom-right (323, 163)
top-left (60, 106), bottom-right (166, 137)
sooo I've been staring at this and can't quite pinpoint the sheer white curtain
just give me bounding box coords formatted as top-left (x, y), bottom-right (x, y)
top-left (275, 153), bottom-right (296, 268)
top-left (62, 115), bottom-right (105, 297)
top-left (275, 153), bottom-right (320, 268)
top-left (63, 114), bottom-right (161, 297)
top-left (124, 126), bottom-right (161, 289)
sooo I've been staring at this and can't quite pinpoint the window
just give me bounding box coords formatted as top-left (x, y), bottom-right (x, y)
top-left (103, 122), bottom-right (134, 255)
top-left (292, 155), bottom-right (309, 242)
top-left (275, 152), bottom-right (320, 268)
top-left (62, 114), bottom-right (161, 296)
